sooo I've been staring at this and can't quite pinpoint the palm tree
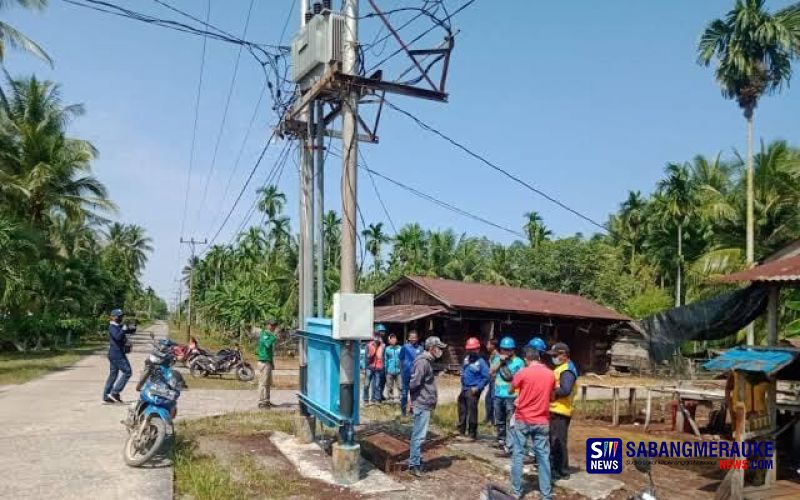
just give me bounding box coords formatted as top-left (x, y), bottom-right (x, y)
top-left (0, 76), bottom-right (114, 227)
top-left (612, 191), bottom-right (647, 269)
top-left (523, 211), bottom-right (552, 250)
top-left (697, 0), bottom-right (800, 265)
top-left (256, 185), bottom-right (286, 224)
top-left (361, 222), bottom-right (389, 275)
top-left (656, 163), bottom-right (696, 307)
top-left (0, 0), bottom-right (52, 65)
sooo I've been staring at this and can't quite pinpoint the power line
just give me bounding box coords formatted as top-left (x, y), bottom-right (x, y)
top-left (383, 99), bottom-right (608, 231)
top-left (179, 0), bottom-right (211, 240)
top-left (208, 128), bottom-right (280, 245)
top-left (195, 0), bottom-right (257, 229)
top-left (327, 147), bottom-right (522, 238)
top-left (361, 151), bottom-right (397, 234)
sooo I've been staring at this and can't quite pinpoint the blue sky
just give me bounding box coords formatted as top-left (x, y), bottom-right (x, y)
top-left (5, 0), bottom-right (799, 303)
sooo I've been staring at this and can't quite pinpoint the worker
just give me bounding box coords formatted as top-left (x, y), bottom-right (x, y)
top-left (458, 337), bottom-right (490, 440)
top-left (408, 336), bottom-right (447, 477)
top-left (256, 319), bottom-right (278, 409)
top-left (484, 338), bottom-right (499, 424)
top-left (399, 330), bottom-right (424, 416)
top-left (509, 346), bottom-right (553, 500)
top-left (383, 333), bottom-right (402, 401)
top-left (363, 325), bottom-right (386, 405)
top-left (490, 336), bottom-right (525, 452)
top-left (547, 342), bottom-right (578, 481)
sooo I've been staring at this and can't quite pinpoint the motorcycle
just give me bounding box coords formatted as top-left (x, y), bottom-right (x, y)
top-left (189, 344), bottom-right (255, 381)
top-left (123, 334), bottom-right (186, 467)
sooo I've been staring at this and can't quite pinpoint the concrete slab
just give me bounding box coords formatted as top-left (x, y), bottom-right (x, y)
top-left (450, 441), bottom-right (624, 500)
top-left (270, 431), bottom-right (406, 495)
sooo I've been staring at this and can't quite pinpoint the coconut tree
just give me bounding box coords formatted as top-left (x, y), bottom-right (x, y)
top-left (523, 211), bottom-right (552, 250)
top-left (361, 222), bottom-right (389, 275)
top-left (697, 0), bottom-right (800, 265)
top-left (656, 163), bottom-right (696, 307)
top-left (0, 0), bottom-right (52, 65)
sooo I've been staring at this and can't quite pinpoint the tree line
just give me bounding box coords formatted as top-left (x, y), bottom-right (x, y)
top-left (0, 1), bottom-right (163, 350)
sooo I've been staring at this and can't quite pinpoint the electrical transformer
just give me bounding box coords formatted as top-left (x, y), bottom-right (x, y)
top-left (291, 11), bottom-right (346, 87)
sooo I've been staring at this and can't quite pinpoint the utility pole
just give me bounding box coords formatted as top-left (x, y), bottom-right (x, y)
top-left (315, 99), bottom-right (325, 317)
top-left (180, 237), bottom-right (206, 342)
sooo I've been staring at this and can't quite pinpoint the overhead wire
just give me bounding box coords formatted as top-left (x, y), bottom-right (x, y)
top-left (178, 0), bottom-right (211, 241)
top-left (194, 0), bottom-right (257, 231)
top-left (383, 99), bottom-right (609, 231)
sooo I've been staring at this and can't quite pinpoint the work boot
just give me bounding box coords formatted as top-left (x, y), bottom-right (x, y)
top-left (110, 394), bottom-right (124, 404)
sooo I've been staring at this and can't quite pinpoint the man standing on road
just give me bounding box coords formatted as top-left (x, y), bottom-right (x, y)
top-left (509, 346), bottom-right (553, 500)
top-left (491, 336), bottom-right (525, 452)
top-left (363, 326), bottom-right (386, 405)
top-left (484, 338), bottom-right (499, 424)
top-left (408, 336), bottom-right (446, 477)
top-left (256, 319), bottom-right (278, 409)
top-left (399, 330), bottom-right (423, 416)
top-left (547, 342), bottom-right (578, 480)
top-left (103, 308), bottom-right (131, 404)
top-left (458, 337), bottom-right (489, 440)
top-left (383, 333), bottom-right (402, 401)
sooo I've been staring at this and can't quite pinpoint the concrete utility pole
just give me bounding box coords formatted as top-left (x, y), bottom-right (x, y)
top-left (180, 238), bottom-right (206, 342)
top-left (315, 99), bottom-right (325, 317)
top-left (332, 0), bottom-right (361, 485)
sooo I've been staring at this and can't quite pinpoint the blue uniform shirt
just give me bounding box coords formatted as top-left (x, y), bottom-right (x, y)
top-left (493, 356), bottom-right (525, 399)
top-left (400, 342), bottom-right (423, 380)
top-left (461, 354), bottom-right (490, 391)
top-left (384, 345), bottom-right (401, 375)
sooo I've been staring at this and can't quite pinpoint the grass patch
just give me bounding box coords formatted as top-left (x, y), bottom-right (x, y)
top-left (0, 341), bottom-right (104, 385)
top-left (173, 436), bottom-right (242, 500)
top-left (237, 454), bottom-right (314, 498)
top-left (431, 401), bottom-right (495, 436)
top-left (178, 410), bottom-right (295, 437)
top-left (184, 374), bottom-right (297, 391)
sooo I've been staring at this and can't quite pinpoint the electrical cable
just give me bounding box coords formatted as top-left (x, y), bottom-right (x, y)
top-left (208, 128), bottom-right (280, 245)
top-left (178, 0), bottom-right (211, 241)
top-left (383, 99), bottom-right (609, 231)
top-left (360, 151), bottom-right (398, 234)
top-left (194, 0), bottom-right (256, 230)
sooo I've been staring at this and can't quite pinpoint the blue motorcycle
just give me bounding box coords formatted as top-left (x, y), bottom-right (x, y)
top-left (123, 335), bottom-right (185, 467)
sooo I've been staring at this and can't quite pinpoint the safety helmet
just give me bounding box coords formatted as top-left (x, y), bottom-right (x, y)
top-left (374, 323), bottom-right (387, 333)
top-left (527, 337), bottom-right (547, 353)
top-left (499, 336), bottom-right (516, 350)
top-left (110, 308), bottom-right (123, 317)
top-left (465, 337), bottom-right (480, 351)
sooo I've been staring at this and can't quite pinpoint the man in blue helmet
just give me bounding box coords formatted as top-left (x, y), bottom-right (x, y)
top-left (490, 336), bottom-right (524, 451)
top-left (103, 308), bottom-right (132, 403)
top-left (526, 337), bottom-right (548, 358)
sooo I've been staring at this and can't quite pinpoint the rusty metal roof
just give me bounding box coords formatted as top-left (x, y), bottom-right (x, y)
top-left (383, 276), bottom-right (629, 322)
top-left (718, 254), bottom-right (800, 283)
top-left (374, 304), bottom-right (447, 324)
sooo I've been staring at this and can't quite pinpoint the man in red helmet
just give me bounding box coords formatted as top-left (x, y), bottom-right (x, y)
top-left (458, 336), bottom-right (490, 440)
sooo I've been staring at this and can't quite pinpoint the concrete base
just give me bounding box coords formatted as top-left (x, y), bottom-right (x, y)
top-left (293, 414), bottom-right (316, 444)
top-left (270, 432), bottom-right (405, 495)
top-left (332, 442), bottom-right (361, 485)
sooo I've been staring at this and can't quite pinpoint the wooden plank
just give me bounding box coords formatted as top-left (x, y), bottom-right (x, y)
top-left (681, 401), bottom-right (702, 437)
top-left (629, 387), bottom-right (637, 422)
top-left (644, 389), bottom-right (652, 432)
top-left (612, 387), bottom-right (620, 426)
top-left (675, 393), bottom-right (684, 433)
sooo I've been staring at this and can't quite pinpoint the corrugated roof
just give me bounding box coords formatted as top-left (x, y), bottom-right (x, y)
top-left (374, 305), bottom-right (447, 324)
top-left (703, 346), bottom-right (800, 375)
top-left (394, 276), bottom-right (629, 322)
top-left (718, 254), bottom-right (800, 283)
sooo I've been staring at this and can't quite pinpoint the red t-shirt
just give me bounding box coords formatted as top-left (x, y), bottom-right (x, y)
top-left (511, 362), bottom-right (553, 425)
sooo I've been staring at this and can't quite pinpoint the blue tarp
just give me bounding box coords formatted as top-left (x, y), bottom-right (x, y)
top-left (703, 347), bottom-right (799, 375)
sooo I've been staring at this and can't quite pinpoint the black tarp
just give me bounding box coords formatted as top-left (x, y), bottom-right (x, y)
top-left (638, 284), bottom-right (769, 362)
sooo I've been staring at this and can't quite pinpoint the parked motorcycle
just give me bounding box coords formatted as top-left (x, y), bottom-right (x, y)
top-left (189, 344), bottom-right (254, 381)
top-left (123, 334), bottom-right (186, 467)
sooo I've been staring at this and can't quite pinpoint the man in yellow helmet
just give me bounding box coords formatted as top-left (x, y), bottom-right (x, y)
top-left (547, 342), bottom-right (578, 480)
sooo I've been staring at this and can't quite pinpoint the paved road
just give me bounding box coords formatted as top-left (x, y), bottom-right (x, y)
top-left (0, 323), bottom-right (172, 500)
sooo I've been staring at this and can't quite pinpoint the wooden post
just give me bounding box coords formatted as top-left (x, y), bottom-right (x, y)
top-left (674, 393), bottom-right (685, 433)
top-left (766, 285), bottom-right (780, 346)
top-left (732, 401), bottom-right (746, 499)
top-left (581, 385), bottom-right (587, 406)
top-left (612, 387), bottom-right (620, 426)
top-left (765, 379), bottom-right (777, 487)
top-left (644, 389), bottom-right (652, 432)
top-left (629, 387), bottom-right (637, 422)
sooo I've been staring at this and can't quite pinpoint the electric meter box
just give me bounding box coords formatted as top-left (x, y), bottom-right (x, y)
top-left (291, 12), bottom-right (346, 86)
top-left (332, 292), bottom-right (374, 340)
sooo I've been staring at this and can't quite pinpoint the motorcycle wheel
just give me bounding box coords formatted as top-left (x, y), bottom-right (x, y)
top-left (237, 363), bottom-right (255, 382)
top-left (123, 416), bottom-right (167, 467)
top-left (190, 362), bottom-right (209, 378)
